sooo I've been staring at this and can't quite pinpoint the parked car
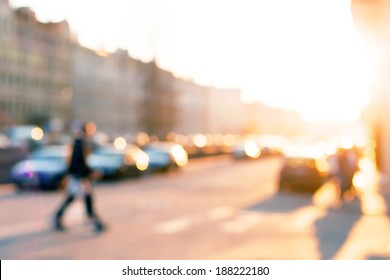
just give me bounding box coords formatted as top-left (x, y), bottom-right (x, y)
top-left (5, 125), bottom-right (43, 151)
top-left (278, 147), bottom-right (329, 193)
top-left (10, 145), bottom-right (70, 191)
top-left (87, 144), bottom-right (149, 179)
top-left (142, 142), bottom-right (188, 171)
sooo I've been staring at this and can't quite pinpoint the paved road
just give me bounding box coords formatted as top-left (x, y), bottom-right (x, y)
top-left (1, 155), bottom-right (390, 260)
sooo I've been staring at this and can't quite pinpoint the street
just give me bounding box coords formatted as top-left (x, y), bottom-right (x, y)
top-left (1, 155), bottom-right (390, 260)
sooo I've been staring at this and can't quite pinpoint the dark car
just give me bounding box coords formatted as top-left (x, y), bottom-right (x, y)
top-left (10, 145), bottom-right (70, 191)
top-left (142, 142), bottom-right (188, 171)
top-left (279, 148), bottom-right (329, 193)
top-left (87, 144), bottom-right (149, 179)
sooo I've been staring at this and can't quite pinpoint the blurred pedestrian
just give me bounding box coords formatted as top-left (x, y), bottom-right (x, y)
top-left (53, 123), bottom-right (106, 232)
top-left (327, 152), bottom-right (340, 181)
top-left (336, 148), bottom-right (357, 204)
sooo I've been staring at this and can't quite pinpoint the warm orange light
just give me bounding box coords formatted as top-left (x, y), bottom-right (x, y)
top-left (136, 132), bottom-right (150, 146)
top-left (223, 134), bottom-right (236, 147)
top-left (134, 150), bottom-right (149, 171)
top-left (193, 134), bottom-right (207, 148)
top-left (85, 122), bottom-right (97, 136)
top-left (175, 134), bottom-right (188, 146)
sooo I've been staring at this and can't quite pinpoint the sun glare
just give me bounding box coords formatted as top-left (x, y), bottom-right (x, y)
top-left (241, 0), bottom-right (371, 122)
top-left (156, 0), bottom-right (372, 122)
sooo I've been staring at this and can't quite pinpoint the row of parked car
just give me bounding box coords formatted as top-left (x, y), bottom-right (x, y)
top-left (10, 141), bottom-right (188, 191)
top-left (231, 138), bottom-right (283, 160)
top-left (8, 126), bottom-right (365, 196)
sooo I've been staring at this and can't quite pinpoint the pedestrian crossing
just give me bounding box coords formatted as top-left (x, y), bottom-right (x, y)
top-left (0, 220), bottom-right (46, 239)
top-left (0, 192), bottom-right (387, 243)
top-left (292, 206), bottom-right (327, 230)
top-left (154, 213), bottom-right (203, 234)
top-left (153, 204), bottom-right (328, 235)
top-left (0, 201), bottom-right (93, 240)
top-left (221, 212), bottom-right (264, 233)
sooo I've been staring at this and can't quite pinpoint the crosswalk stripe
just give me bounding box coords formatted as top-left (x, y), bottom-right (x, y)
top-left (154, 204), bottom-right (330, 235)
top-left (207, 206), bottom-right (236, 220)
top-left (154, 206), bottom-right (236, 234)
top-left (154, 214), bottom-right (202, 234)
top-left (221, 212), bottom-right (263, 233)
top-left (0, 220), bottom-right (46, 239)
top-left (292, 206), bottom-right (327, 230)
top-left (0, 203), bottom-right (88, 239)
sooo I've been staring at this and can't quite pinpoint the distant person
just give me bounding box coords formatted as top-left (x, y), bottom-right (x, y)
top-left (327, 152), bottom-right (340, 181)
top-left (336, 148), bottom-right (358, 204)
top-left (53, 123), bottom-right (106, 232)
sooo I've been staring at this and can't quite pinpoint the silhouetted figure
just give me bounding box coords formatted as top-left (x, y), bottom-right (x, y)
top-left (53, 124), bottom-right (105, 232)
top-left (336, 148), bottom-right (358, 203)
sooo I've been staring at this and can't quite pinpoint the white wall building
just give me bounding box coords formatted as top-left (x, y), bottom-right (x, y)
top-left (71, 46), bottom-right (145, 136)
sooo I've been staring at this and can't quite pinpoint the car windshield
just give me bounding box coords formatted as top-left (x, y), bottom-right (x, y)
top-left (29, 147), bottom-right (68, 162)
top-left (95, 148), bottom-right (122, 156)
top-left (143, 146), bottom-right (164, 153)
top-left (145, 142), bottom-right (175, 152)
top-left (91, 149), bottom-right (124, 163)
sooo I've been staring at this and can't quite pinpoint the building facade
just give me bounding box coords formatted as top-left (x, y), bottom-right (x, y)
top-left (173, 78), bottom-right (209, 135)
top-left (71, 46), bottom-right (145, 137)
top-left (0, 0), bottom-right (71, 128)
top-left (141, 62), bottom-right (178, 139)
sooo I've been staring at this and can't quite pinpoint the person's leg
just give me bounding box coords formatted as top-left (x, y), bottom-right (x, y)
top-left (344, 174), bottom-right (355, 201)
top-left (85, 193), bottom-right (106, 232)
top-left (84, 192), bottom-right (95, 218)
top-left (54, 195), bottom-right (75, 230)
top-left (82, 179), bottom-right (106, 232)
top-left (338, 174), bottom-right (346, 203)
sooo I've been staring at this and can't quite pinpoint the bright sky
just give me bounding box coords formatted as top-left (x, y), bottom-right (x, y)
top-left (10, 0), bottom-right (372, 122)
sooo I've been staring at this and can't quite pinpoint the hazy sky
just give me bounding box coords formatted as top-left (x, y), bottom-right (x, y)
top-left (9, 0), bottom-right (371, 122)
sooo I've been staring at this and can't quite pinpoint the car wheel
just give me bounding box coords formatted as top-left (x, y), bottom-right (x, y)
top-left (15, 183), bottom-right (26, 193)
top-left (47, 176), bottom-right (65, 191)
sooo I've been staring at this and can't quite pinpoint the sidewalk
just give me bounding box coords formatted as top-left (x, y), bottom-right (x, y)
top-left (315, 155), bottom-right (390, 216)
top-left (354, 156), bottom-right (390, 216)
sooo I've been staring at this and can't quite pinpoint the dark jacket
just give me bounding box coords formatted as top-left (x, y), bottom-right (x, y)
top-left (67, 137), bottom-right (92, 178)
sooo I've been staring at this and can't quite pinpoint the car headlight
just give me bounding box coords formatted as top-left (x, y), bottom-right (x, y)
top-left (244, 140), bottom-right (261, 158)
top-left (135, 152), bottom-right (149, 171)
top-left (171, 145), bottom-right (188, 166)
